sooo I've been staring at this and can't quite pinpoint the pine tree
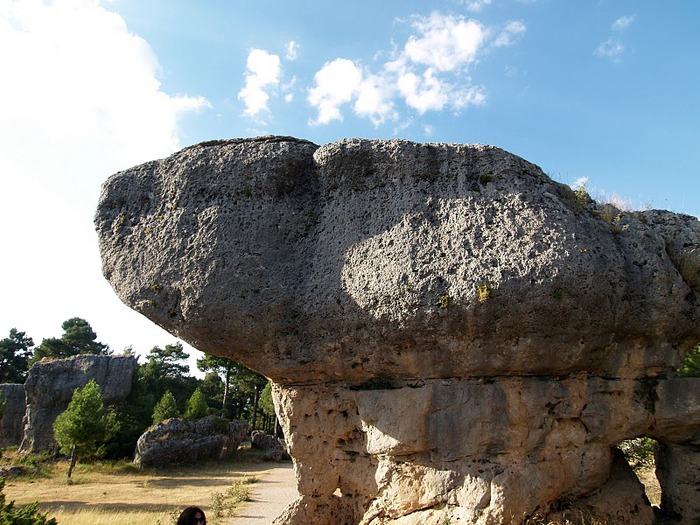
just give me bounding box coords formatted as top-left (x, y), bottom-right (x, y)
top-left (184, 387), bottom-right (209, 420)
top-left (53, 379), bottom-right (118, 478)
top-left (152, 390), bottom-right (179, 424)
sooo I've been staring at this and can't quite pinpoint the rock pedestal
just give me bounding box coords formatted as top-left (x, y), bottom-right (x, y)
top-left (19, 354), bottom-right (136, 453)
top-left (96, 137), bottom-right (700, 524)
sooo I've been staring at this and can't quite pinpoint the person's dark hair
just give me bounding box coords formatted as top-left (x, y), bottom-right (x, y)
top-left (177, 506), bottom-right (206, 525)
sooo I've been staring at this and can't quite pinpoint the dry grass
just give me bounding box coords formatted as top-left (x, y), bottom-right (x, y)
top-left (2, 449), bottom-right (279, 525)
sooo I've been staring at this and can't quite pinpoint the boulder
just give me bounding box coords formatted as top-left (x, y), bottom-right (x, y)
top-left (96, 137), bottom-right (700, 524)
top-left (134, 416), bottom-right (247, 468)
top-left (0, 384), bottom-right (26, 447)
top-left (19, 354), bottom-right (136, 453)
top-left (251, 429), bottom-right (287, 461)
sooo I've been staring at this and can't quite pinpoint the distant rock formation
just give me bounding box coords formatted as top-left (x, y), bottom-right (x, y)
top-left (251, 430), bottom-right (287, 461)
top-left (0, 383), bottom-right (26, 447)
top-left (19, 354), bottom-right (136, 453)
top-left (96, 137), bottom-right (700, 524)
top-left (134, 416), bottom-right (247, 468)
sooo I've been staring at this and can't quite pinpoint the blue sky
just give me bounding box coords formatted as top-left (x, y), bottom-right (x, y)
top-left (0, 0), bottom-right (698, 372)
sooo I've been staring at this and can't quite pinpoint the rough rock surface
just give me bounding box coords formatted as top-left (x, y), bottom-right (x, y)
top-left (134, 416), bottom-right (247, 468)
top-left (96, 137), bottom-right (700, 524)
top-left (19, 354), bottom-right (136, 453)
top-left (251, 429), bottom-right (287, 461)
top-left (0, 383), bottom-right (26, 447)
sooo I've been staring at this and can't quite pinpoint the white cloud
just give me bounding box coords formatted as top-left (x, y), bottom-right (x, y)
top-left (595, 38), bottom-right (624, 60)
top-left (460, 0), bottom-right (492, 13)
top-left (238, 48), bottom-right (281, 116)
top-left (573, 177), bottom-right (589, 190)
top-left (307, 12), bottom-right (496, 126)
top-left (308, 58), bottom-right (363, 125)
top-left (612, 14), bottom-right (636, 31)
top-left (285, 40), bottom-right (300, 61)
top-left (354, 73), bottom-right (397, 125)
top-left (397, 68), bottom-right (449, 113)
top-left (493, 20), bottom-right (527, 47)
top-left (0, 0), bottom-right (208, 365)
top-left (403, 13), bottom-right (487, 71)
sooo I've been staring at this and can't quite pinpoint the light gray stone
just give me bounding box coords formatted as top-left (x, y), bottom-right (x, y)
top-left (0, 383), bottom-right (25, 447)
top-left (134, 416), bottom-right (247, 468)
top-left (96, 137), bottom-right (700, 524)
top-left (19, 354), bottom-right (136, 453)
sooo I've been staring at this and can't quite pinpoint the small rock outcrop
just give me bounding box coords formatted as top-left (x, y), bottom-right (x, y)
top-left (96, 137), bottom-right (700, 524)
top-left (0, 384), bottom-right (26, 447)
top-left (251, 430), bottom-right (287, 461)
top-left (134, 416), bottom-right (247, 468)
top-left (19, 354), bottom-right (136, 453)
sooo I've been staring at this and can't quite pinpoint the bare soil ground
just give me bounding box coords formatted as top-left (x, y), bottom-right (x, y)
top-left (2, 448), bottom-right (297, 525)
top-left (230, 464), bottom-right (296, 524)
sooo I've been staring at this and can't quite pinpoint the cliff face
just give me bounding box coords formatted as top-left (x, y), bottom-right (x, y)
top-left (0, 383), bottom-right (26, 447)
top-left (96, 137), bottom-right (700, 524)
top-left (19, 354), bottom-right (136, 453)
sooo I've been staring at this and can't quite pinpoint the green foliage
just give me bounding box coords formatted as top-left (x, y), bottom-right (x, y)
top-left (200, 371), bottom-right (225, 411)
top-left (104, 346), bottom-right (198, 459)
top-left (32, 318), bottom-right (109, 363)
top-left (0, 479), bottom-right (57, 525)
top-left (53, 379), bottom-right (119, 477)
top-left (197, 355), bottom-right (267, 422)
top-left (0, 328), bottom-right (34, 383)
top-left (210, 477), bottom-right (257, 519)
top-left (141, 343), bottom-right (190, 385)
top-left (619, 437), bottom-right (655, 471)
top-left (677, 343), bottom-right (700, 377)
top-left (259, 382), bottom-right (275, 417)
top-left (152, 390), bottom-right (179, 424)
top-left (184, 387), bottom-right (208, 420)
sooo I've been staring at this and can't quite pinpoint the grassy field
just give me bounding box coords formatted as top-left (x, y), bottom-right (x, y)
top-left (1, 448), bottom-right (661, 525)
top-left (1, 448), bottom-right (273, 525)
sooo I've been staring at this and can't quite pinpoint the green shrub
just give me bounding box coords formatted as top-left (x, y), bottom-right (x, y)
top-left (619, 437), bottom-right (655, 470)
top-left (677, 344), bottom-right (700, 377)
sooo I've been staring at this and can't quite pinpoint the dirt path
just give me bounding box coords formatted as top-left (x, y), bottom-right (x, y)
top-left (230, 463), bottom-right (298, 524)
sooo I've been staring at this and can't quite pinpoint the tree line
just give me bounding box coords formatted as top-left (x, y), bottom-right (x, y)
top-left (0, 318), bottom-right (278, 460)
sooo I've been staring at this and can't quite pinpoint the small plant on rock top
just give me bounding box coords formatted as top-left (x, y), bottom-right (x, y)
top-left (477, 285), bottom-right (490, 303)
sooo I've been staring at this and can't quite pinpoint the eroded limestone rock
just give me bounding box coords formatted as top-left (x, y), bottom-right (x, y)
top-left (134, 416), bottom-right (247, 468)
top-left (96, 137), bottom-right (700, 524)
top-left (0, 383), bottom-right (25, 447)
top-left (19, 354), bottom-right (136, 453)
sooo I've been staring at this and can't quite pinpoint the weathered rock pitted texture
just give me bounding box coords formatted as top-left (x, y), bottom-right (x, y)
top-left (96, 137), bottom-right (700, 524)
top-left (0, 383), bottom-right (26, 447)
top-left (19, 354), bottom-right (136, 453)
top-left (134, 416), bottom-right (247, 468)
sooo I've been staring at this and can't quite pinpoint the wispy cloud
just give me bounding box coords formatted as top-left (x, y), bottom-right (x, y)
top-left (460, 0), bottom-right (492, 13)
top-left (595, 38), bottom-right (624, 60)
top-left (612, 14), bottom-right (636, 31)
top-left (493, 21), bottom-right (527, 47)
top-left (595, 13), bottom-right (635, 62)
top-left (285, 40), bottom-right (300, 61)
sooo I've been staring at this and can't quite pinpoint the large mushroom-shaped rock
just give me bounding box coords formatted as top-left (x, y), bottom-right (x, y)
top-left (96, 137), bottom-right (700, 524)
top-left (19, 354), bottom-right (136, 453)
